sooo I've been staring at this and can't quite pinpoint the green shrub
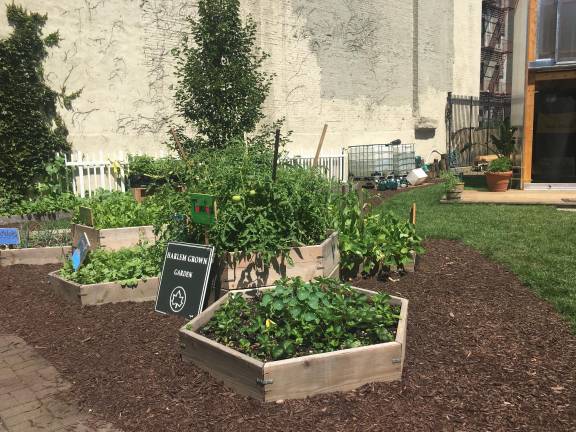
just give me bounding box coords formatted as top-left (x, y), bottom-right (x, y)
top-left (0, 192), bottom-right (80, 217)
top-left (198, 277), bottom-right (400, 361)
top-left (487, 156), bottom-right (512, 173)
top-left (59, 245), bottom-right (162, 286)
top-left (333, 190), bottom-right (424, 275)
top-left (0, 4), bottom-right (78, 197)
top-left (127, 155), bottom-right (186, 188)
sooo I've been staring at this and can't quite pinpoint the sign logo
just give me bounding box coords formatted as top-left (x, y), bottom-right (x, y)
top-left (169, 287), bottom-right (187, 312)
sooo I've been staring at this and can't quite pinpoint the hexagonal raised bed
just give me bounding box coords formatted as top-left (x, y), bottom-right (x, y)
top-left (48, 271), bottom-right (159, 306)
top-left (220, 231), bottom-right (340, 290)
top-left (179, 285), bottom-right (408, 401)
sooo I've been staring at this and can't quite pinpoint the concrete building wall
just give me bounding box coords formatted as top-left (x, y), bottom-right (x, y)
top-left (0, 0), bottom-right (481, 162)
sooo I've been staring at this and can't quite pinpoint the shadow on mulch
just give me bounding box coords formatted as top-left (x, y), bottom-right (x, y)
top-left (0, 240), bottom-right (575, 432)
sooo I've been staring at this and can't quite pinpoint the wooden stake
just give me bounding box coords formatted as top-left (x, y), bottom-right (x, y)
top-left (410, 202), bottom-right (417, 225)
top-left (313, 124), bottom-right (328, 167)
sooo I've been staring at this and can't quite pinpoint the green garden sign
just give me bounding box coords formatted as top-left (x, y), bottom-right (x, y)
top-left (190, 194), bottom-right (216, 226)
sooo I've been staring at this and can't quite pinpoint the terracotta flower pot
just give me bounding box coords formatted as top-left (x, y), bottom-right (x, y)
top-left (485, 171), bottom-right (512, 192)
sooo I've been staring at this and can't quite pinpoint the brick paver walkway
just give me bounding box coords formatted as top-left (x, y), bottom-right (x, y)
top-left (0, 334), bottom-right (119, 432)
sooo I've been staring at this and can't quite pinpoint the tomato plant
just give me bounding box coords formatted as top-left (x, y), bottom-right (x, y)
top-left (198, 277), bottom-right (400, 361)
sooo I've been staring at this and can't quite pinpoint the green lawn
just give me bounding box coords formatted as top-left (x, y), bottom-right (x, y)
top-left (380, 184), bottom-right (576, 330)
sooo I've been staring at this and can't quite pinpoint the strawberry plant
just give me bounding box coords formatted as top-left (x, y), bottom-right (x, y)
top-left (198, 277), bottom-right (400, 361)
top-left (59, 244), bottom-right (162, 286)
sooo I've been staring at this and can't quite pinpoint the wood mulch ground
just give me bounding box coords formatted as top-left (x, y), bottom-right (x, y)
top-left (0, 240), bottom-right (575, 431)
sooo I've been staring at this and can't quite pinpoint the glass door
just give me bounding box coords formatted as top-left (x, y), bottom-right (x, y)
top-left (532, 79), bottom-right (576, 183)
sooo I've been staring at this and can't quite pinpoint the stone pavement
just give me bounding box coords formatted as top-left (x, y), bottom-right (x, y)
top-left (0, 334), bottom-right (119, 432)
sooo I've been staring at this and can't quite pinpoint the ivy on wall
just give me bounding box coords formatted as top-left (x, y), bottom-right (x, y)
top-left (0, 4), bottom-right (77, 199)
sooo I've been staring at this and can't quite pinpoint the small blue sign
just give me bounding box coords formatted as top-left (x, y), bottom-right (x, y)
top-left (71, 232), bottom-right (91, 272)
top-left (0, 228), bottom-right (20, 246)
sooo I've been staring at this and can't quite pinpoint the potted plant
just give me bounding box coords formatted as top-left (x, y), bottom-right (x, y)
top-left (485, 118), bottom-right (517, 192)
top-left (440, 171), bottom-right (464, 201)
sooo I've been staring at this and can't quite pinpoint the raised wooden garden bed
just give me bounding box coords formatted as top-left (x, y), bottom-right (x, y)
top-left (48, 271), bottom-right (159, 306)
top-left (220, 231), bottom-right (340, 290)
top-left (0, 246), bottom-right (71, 266)
top-left (72, 223), bottom-right (156, 251)
top-left (179, 286), bottom-right (408, 401)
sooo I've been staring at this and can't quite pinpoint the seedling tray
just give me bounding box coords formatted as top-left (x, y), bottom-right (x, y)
top-left (179, 285), bottom-right (408, 401)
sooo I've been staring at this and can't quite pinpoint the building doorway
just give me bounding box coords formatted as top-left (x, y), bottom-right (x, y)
top-left (532, 78), bottom-right (576, 183)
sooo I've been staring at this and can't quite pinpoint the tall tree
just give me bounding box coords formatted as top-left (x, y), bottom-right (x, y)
top-left (0, 4), bottom-right (72, 197)
top-left (173, 0), bottom-right (272, 149)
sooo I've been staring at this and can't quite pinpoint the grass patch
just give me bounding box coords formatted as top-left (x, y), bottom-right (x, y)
top-left (380, 184), bottom-right (576, 330)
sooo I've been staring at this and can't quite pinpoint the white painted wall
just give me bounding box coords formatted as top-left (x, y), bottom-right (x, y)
top-left (0, 0), bottom-right (481, 162)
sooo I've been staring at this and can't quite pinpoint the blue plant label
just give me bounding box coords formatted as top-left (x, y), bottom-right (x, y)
top-left (71, 232), bottom-right (91, 272)
top-left (0, 228), bottom-right (20, 246)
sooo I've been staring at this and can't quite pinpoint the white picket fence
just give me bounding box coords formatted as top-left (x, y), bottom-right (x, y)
top-left (65, 151), bottom-right (130, 197)
top-left (66, 151), bottom-right (346, 197)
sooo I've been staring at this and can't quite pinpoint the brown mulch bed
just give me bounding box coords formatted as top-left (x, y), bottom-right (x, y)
top-left (1, 240), bottom-right (575, 431)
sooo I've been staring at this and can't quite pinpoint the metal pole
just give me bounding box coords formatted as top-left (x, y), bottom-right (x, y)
top-left (272, 129), bottom-right (280, 181)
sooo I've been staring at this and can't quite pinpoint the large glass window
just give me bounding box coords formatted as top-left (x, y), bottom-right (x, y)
top-left (536, 0), bottom-right (576, 64)
top-left (558, 0), bottom-right (576, 62)
top-left (537, 0), bottom-right (557, 60)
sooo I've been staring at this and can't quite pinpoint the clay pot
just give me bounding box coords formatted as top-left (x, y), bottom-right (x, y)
top-left (485, 171), bottom-right (512, 192)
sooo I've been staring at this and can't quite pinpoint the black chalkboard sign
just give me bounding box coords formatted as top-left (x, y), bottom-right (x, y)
top-left (155, 242), bottom-right (215, 319)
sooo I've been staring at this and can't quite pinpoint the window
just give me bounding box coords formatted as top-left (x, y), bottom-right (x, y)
top-left (537, 0), bottom-right (557, 59)
top-left (558, 0), bottom-right (576, 62)
top-left (536, 0), bottom-right (576, 64)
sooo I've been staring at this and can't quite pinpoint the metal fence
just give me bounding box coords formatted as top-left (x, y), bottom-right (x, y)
top-left (445, 92), bottom-right (511, 168)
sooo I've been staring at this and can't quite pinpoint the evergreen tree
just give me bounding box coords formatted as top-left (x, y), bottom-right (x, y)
top-left (173, 0), bottom-right (272, 149)
top-left (0, 4), bottom-right (72, 197)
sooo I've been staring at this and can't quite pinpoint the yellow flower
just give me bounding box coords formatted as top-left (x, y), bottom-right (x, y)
top-left (265, 318), bottom-right (275, 328)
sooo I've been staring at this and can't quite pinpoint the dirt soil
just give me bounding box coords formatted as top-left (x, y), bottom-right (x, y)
top-left (1, 240), bottom-right (575, 432)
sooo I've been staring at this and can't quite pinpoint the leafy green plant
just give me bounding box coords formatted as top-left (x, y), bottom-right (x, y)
top-left (440, 171), bottom-right (462, 192)
top-left (19, 220), bottom-right (71, 248)
top-left (59, 244), bottom-right (162, 286)
top-left (333, 189), bottom-right (424, 275)
top-left (172, 0), bottom-right (272, 150)
top-left (487, 156), bottom-right (512, 173)
top-left (0, 193), bottom-right (80, 217)
top-left (198, 277), bottom-right (400, 361)
top-left (0, 4), bottom-right (79, 197)
top-left (73, 191), bottom-right (162, 229)
top-left (127, 155), bottom-right (186, 189)
top-left (490, 118), bottom-right (518, 158)
top-left (158, 140), bottom-right (334, 265)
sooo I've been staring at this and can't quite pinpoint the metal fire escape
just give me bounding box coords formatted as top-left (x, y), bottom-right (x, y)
top-left (481, 0), bottom-right (513, 98)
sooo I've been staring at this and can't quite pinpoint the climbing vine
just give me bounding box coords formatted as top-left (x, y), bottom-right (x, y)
top-left (0, 4), bottom-right (78, 199)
